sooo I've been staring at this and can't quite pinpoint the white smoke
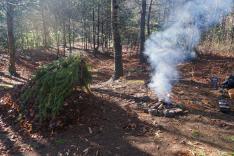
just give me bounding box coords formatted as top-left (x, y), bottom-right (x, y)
top-left (144, 0), bottom-right (233, 102)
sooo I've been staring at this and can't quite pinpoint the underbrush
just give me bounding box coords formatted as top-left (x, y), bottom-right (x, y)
top-left (198, 42), bottom-right (234, 57)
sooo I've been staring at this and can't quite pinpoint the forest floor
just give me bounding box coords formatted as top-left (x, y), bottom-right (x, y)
top-left (0, 48), bottom-right (234, 156)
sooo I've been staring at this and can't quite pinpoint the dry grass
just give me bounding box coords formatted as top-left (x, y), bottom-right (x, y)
top-left (199, 42), bottom-right (234, 57)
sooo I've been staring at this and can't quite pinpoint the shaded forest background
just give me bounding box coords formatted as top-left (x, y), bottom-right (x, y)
top-left (0, 0), bottom-right (233, 58)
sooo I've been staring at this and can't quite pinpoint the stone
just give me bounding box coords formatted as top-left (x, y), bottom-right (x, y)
top-left (163, 108), bottom-right (183, 117)
top-left (173, 108), bottom-right (183, 114)
top-left (148, 109), bottom-right (163, 116)
top-left (143, 100), bottom-right (185, 118)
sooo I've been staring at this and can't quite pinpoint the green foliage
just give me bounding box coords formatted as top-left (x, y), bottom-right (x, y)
top-left (21, 56), bottom-right (92, 121)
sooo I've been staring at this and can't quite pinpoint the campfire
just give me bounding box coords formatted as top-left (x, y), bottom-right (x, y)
top-left (147, 100), bottom-right (184, 118)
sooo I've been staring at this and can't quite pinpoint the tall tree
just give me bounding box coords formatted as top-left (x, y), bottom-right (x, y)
top-left (62, 20), bottom-right (66, 55)
top-left (6, 0), bottom-right (16, 75)
top-left (92, 7), bottom-right (96, 50)
top-left (96, 2), bottom-right (100, 52)
top-left (40, 0), bottom-right (49, 48)
top-left (147, 0), bottom-right (153, 36)
top-left (139, 0), bottom-right (146, 63)
top-left (111, 0), bottom-right (123, 80)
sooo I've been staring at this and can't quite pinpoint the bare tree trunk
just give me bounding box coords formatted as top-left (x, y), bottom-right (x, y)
top-left (139, 0), bottom-right (146, 63)
top-left (63, 21), bottom-right (66, 56)
top-left (92, 8), bottom-right (96, 50)
top-left (88, 25), bottom-right (91, 49)
top-left (73, 23), bottom-right (75, 48)
top-left (112, 0), bottom-right (123, 80)
top-left (6, 1), bottom-right (16, 75)
top-left (96, 3), bottom-right (100, 52)
top-left (104, 20), bottom-right (108, 48)
top-left (40, 0), bottom-right (48, 48)
top-left (56, 33), bottom-right (60, 58)
top-left (85, 35), bottom-right (88, 50)
top-left (54, 15), bottom-right (60, 58)
top-left (147, 0), bottom-right (153, 36)
top-left (231, 27), bottom-right (234, 46)
top-left (68, 18), bottom-right (72, 55)
top-left (101, 21), bottom-right (104, 50)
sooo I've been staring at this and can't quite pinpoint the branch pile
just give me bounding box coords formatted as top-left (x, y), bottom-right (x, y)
top-left (20, 56), bottom-right (92, 122)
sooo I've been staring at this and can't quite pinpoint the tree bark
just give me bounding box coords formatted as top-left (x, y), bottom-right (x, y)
top-left (231, 27), bottom-right (234, 46)
top-left (72, 23), bottom-right (75, 48)
top-left (147, 0), bottom-right (153, 36)
top-left (40, 0), bottom-right (48, 48)
top-left (92, 8), bottom-right (96, 50)
top-left (101, 20), bottom-right (104, 50)
top-left (6, 1), bottom-right (16, 75)
top-left (63, 21), bottom-right (66, 56)
top-left (96, 3), bottom-right (100, 52)
top-left (56, 33), bottom-right (60, 58)
top-left (111, 0), bottom-right (123, 80)
top-left (68, 18), bottom-right (72, 54)
top-left (54, 15), bottom-right (60, 58)
top-left (139, 0), bottom-right (146, 63)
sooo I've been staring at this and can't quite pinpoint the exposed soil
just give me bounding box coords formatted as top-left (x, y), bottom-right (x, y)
top-left (0, 49), bottom-right (233, 156)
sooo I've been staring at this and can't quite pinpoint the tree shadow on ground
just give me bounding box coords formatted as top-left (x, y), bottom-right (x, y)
top-left (189, 109), bottom-right (234, 122)
top-left (37, 92), bottom-right (156, 155)
top-left (91, 87), bottom-right (234, 153)
top-left (0, 87), bottom-right (155, 155)
top-left (0, 126), bottom-right (24, 156)
top-left (0, 86), bottom-right (49, 155)
top-left (158, 123), bottom-right (234, 152)
top-left (92, 71), bottom-right (112, 83)
top-left (93, 86), bottom-right (234, 124)
top-left (93, 88), bottom-right (153, 103)
top-left (0, 82), bottom-right (233, 155)
top-left (177, 79), bottom-right (210, 88)
top-left (0, 72), bottom-right (27, 84)
top-left (199, 54), bottom-right (234, 61)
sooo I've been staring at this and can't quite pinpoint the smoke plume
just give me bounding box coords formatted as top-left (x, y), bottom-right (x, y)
top-left (144, 0), bottom-right (233, 102)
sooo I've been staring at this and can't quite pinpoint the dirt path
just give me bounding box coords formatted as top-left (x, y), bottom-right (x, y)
top-left (0, 50), bottom-right (233, 156)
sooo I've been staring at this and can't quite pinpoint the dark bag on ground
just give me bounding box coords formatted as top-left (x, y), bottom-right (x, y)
top-left (222, 75), bottom-right (234, 89)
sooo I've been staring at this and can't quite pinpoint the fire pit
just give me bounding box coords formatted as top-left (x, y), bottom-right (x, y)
top-left (147, 100), bottom-right (184, 117)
